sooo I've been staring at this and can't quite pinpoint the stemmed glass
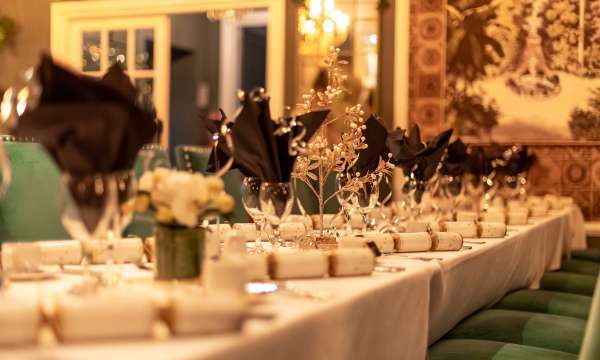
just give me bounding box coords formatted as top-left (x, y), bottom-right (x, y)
top-left (440, 174), bottom-right (465, 219)
top-left (465, 174), bottom-right (484, 213)
top-left (352, 178), bottom-right (380, 233)
top-left (259, 182), bottom-right (294, 249)
top-left (241, 177), bottom-right (265, 253)
top-left (372, 173), bottom-right (394, 230)
top-left (59, 173), bottom-right (118, 294)
top-left (335, 173), bottom-right (356, 233)
top-left (105, 171), bottom-right (138, 285)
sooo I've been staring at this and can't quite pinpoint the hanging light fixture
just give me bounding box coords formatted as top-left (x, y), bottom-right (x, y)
top-left (299, 0), bottom-right (350, 53)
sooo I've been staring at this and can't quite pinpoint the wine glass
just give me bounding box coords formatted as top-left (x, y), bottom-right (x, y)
top-left (105, 170), bottom-right (138, 285)
top-left (59, 173), bottom-right (118, 294)
top-left (241, 177), bottom-right (265, 253)
top-left (440, 174), bottom-right (465, 219)
top-left (335, 173), bottom-right (356, 233)
top-left (259, 182), bottom-right (294, 249)
top-left (352, 178), bottom-right (380, 233)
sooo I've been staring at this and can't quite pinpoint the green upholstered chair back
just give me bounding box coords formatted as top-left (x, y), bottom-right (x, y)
top-left (0, 142), bottom-right (69, 241)
top-left (172, 144), bottom-right (247, 223)
top-left (580, 277), bottom-right (600, 360)
top-left (126, 144), bottom-right (171, 238)
top-left (222, 169), bottom-right (248, 223)
top-left (174, 145), bottom-right (211, 173)
top-left (134, 144), bottom-right (170, 178)
top-left (293, 174), bottom-right (340, 215)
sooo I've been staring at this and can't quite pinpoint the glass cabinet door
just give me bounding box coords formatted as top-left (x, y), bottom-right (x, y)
top-left (67, 16), bottom-right (170, 145)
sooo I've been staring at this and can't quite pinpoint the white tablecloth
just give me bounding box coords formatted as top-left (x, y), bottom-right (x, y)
top-left (0, 262), bottom-right (437, 360)
top-left (0, 206), bottom-right (585, 360)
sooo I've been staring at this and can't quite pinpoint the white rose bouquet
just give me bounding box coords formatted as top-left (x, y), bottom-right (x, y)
top-left (135, 168), bottom-right (234, 228)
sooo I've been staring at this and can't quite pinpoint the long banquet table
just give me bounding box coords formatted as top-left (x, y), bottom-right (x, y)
top-left (0, 206), bottom-right (586, 360)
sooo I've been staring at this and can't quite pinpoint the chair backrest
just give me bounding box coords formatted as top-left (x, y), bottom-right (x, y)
top-left (174, 145), bottom-right (211, 173)
top-left (134, 144), bottom-right (171, 178)
top-left (0, 142), bottom-right (69, 241)
top-left (580, 277), bottom-right (600, 360)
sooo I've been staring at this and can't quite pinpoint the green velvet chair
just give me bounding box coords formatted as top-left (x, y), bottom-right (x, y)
top-left (540, 272), bottom-right (597, 296)
top-left (430, 278), bottom-right (600, 359)
top-left (571, 249), bottom-right (600, 263)
top-left (171, 144), bottom-right (246, 223)
top-left (580, 277), bottom-right (600, 360)
top-left (561, 259), bottom-right (600, 277)
top-left (443, 309), bottom-right (586, 354)
top-left (293, 173), bottom-right (340, 215)
top-left (494, 290), bottom-right (592, 320)
top-left (174, 145), bottom-right (211, 173)
top-left (0, 142), bottom-right (69, 241)
top-left (126, 144), bottom-right (171, 238)
top-left (133, 144), bottom-right (170, 178)
top-left (221, 169), bottom-right (248, 223)
top-left (429, 339), bottom-right (577, 360)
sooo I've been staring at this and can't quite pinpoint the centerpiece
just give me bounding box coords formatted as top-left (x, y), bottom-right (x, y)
top-left (292, 48), bottom-right (394, 245)
top-left (135, 168), bottom-right (234, 280)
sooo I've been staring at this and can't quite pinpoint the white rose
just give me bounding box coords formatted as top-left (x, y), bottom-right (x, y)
top-left (171, 193), bottom-right (199, 227)
top-left (188, 174), bottom-right (208, 206)
top-left (214, 193), bottom-right (234, 213)
top-left (205, 176), bottom-right (224, 192)
top-left (152, 171), bottom-right (190, 206)
top-left (153, 167), bottom-right (171, 181)
top-left (139, 171), bottom-right (155, 192)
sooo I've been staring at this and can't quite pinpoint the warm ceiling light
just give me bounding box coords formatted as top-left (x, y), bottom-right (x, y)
top-left (309, 0), bottom-right (323, 18)
top-left (299, 0), bottom-right (350, 52)
top-left (302, 19), bottom-right (317, 35)
top-left (369, 34), bottom-right (378, 45)
top-left (322, 19), bottom-right (335, 33)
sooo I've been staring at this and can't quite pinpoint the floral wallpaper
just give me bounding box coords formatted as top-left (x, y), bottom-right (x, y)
top-left (409, 0), bottom-right (600, 220)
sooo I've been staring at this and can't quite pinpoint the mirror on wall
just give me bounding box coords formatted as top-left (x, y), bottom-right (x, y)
top-left (169, 9), bottom-right (268, 148)
top-left (295, 0), bottom-right (380, 109)
top-left (294, 0), bottom-right (381, 142)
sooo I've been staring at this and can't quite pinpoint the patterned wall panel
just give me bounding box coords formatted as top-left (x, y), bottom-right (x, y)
top-left (409, 2), bottom-right (600, 220)
top-left (409, 0), bottom-right (446, 139)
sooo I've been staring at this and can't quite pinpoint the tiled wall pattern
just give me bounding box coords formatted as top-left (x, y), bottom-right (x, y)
top-left (409, 0), bottom-right (600, 220)
top-left (408, 0), bottom-right (446, 139)
top-left (527, 144), bottom-right (600, 220)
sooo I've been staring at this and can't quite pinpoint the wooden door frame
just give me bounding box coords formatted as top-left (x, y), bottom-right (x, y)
top-left (51, 0), bottom-right (288, 146)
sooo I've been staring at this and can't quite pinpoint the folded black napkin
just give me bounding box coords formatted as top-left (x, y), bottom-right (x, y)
top-left (14, 56), bottom-right (156, 233)
top-left (467, 146), bottom-right (494, 180)
top-left (207, 88), bottom-right (329, 182)
top-left (15, 56), bottom-right (156, 174)
top-left (414, 128), bottom-right (453, 182)
top-left (387, 124), bottom-right (453, 202)
top-left (385, 125), bottom-right (425, 176)
top-left (503, 146), bottom-right (536, 176)
top-left (351, 115), bottom-right (390, 175)
top-left (441, 138), bottom-right (468, 177)
top-left (387, 124), bottom-right (453, 181)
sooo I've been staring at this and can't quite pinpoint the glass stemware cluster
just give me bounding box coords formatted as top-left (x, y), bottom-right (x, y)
top-left (241, 178), bottom-right (295, 250)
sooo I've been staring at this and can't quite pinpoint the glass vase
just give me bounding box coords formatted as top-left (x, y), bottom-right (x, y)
top-left (155, 224), bottom-right (204, 280)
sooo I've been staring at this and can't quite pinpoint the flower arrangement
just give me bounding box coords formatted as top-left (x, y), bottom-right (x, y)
top-left (292, 48), bottom-right (393, 235)
top-left (135, 168), bottom-right (234, 228)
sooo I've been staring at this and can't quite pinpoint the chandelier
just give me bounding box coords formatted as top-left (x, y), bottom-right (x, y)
top-left (299, 0), bottom-right (350, 53)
